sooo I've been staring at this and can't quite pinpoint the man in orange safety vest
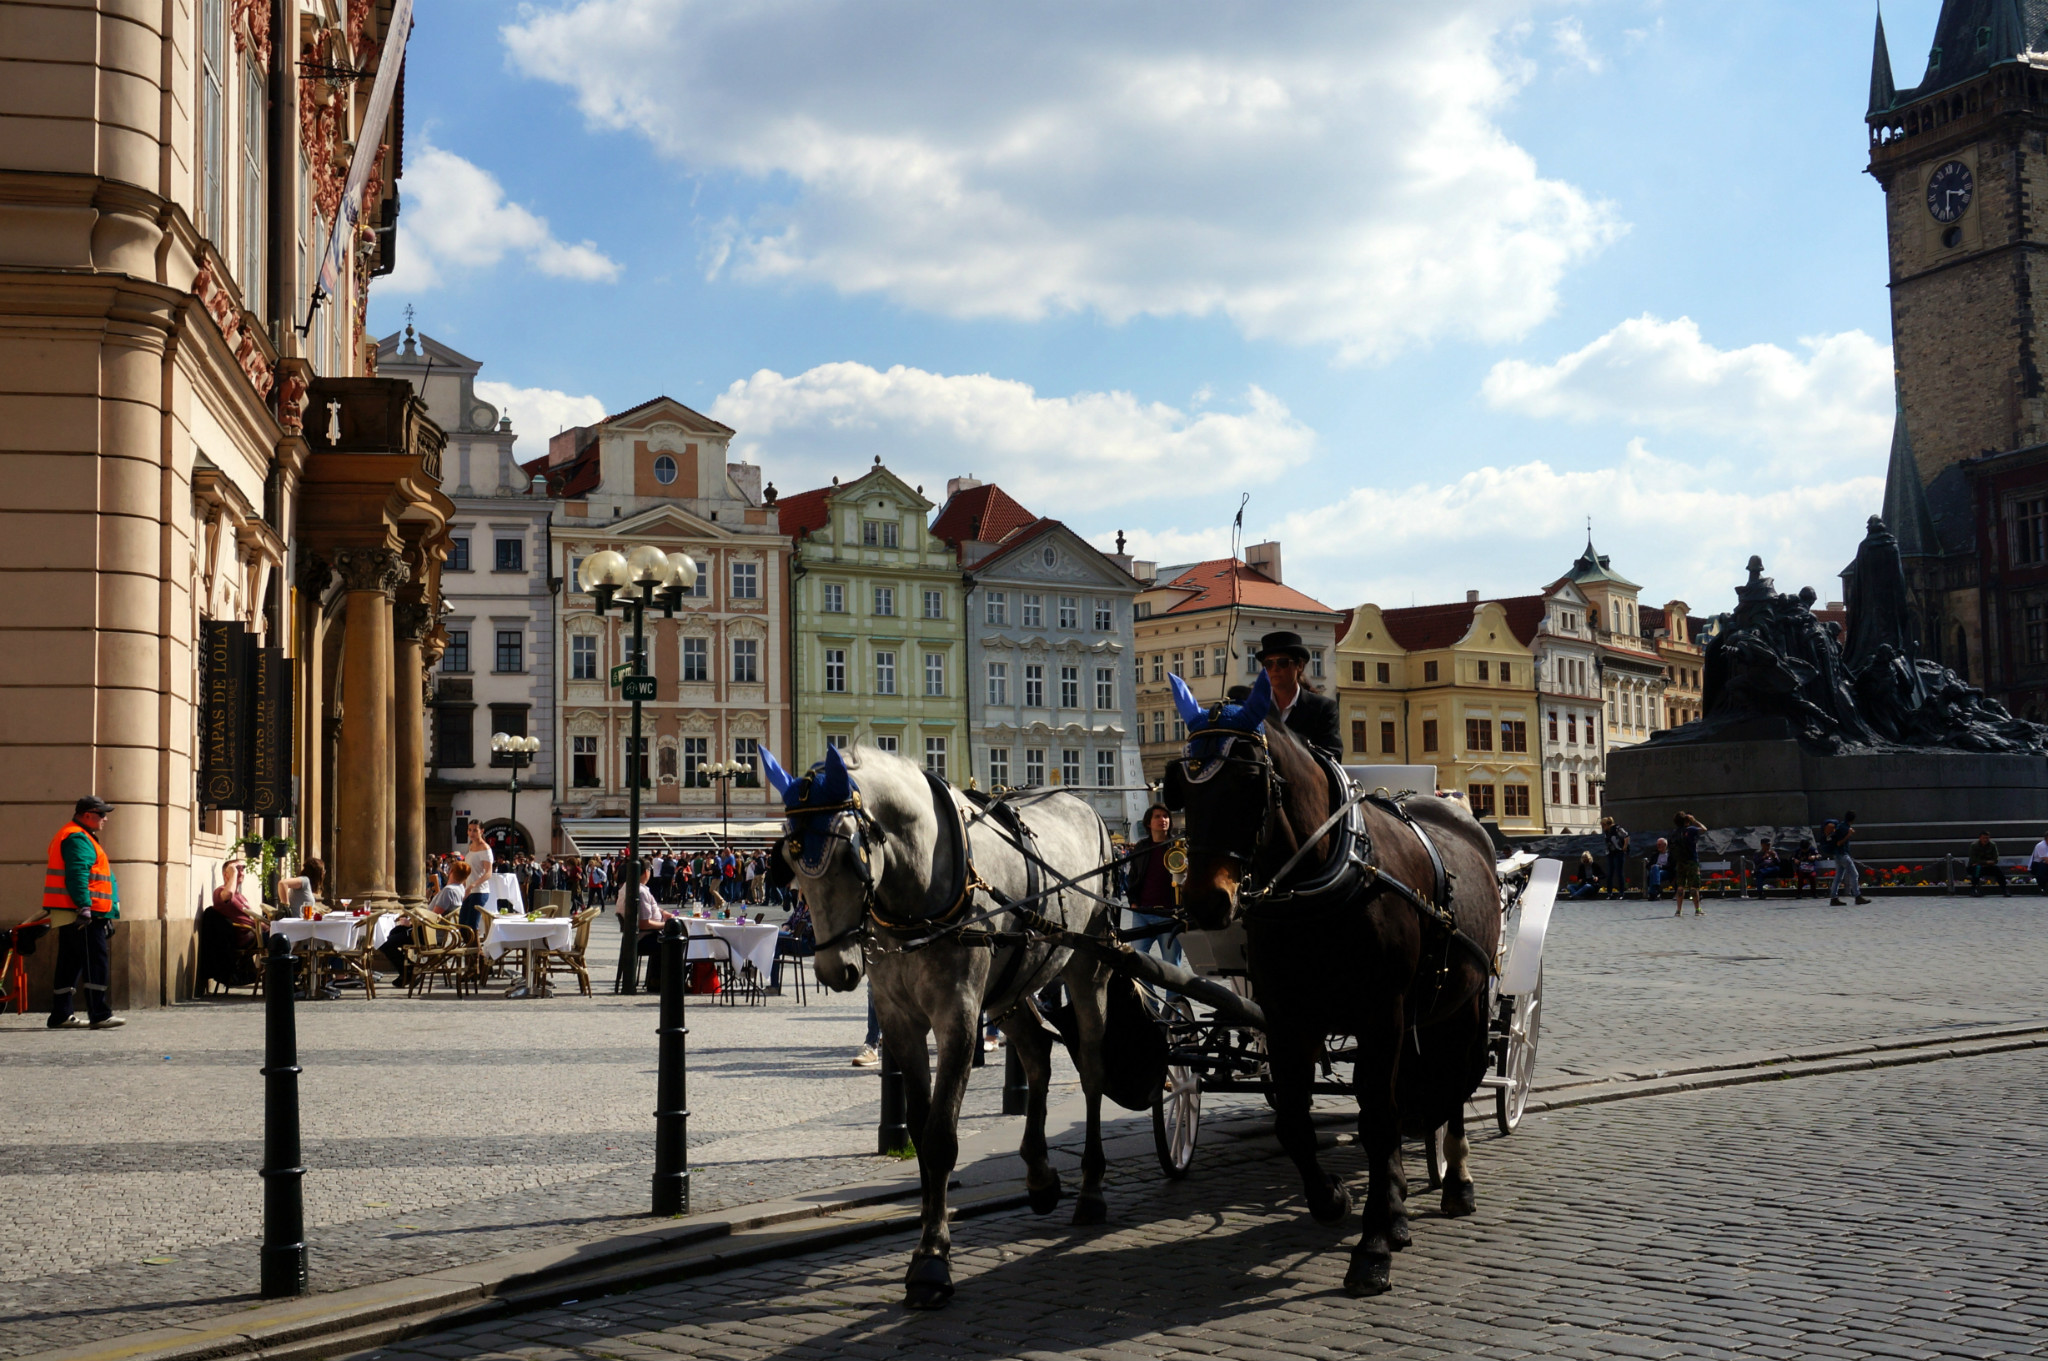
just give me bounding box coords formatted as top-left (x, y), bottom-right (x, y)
top-left (45, 794), bottom-right (123, 1030)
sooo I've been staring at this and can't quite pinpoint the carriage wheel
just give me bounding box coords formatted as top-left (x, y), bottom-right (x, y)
top-left (1152, 1065), bottom-right (1201, 1178)
top-left (1494, 966), bottom-right (1543, 1136)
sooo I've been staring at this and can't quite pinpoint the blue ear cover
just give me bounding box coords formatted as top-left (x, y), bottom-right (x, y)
top-left (1169, 672), bottom-right (1204, 726)
top-left (761, 746), bottom-right (795, 800)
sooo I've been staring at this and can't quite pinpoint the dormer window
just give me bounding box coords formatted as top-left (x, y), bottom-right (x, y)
top-left (653, 455), bottom-right (678, 485)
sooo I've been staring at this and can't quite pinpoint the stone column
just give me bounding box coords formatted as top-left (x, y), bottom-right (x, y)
top-left (393, 597), bottom-right (432, 908)
top-left (333, 548), bottom-right (407, 909)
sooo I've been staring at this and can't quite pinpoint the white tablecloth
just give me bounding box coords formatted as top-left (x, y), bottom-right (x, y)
top-left (684, 921), bottom-right (780, 977)
top-left (482, 917), bottom-right (572, 960)
top-left (271, 914), bottom-right (398, 951)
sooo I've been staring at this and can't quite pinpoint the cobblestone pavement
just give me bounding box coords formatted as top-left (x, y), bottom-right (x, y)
top-left (3, 895), bottom-right (2043, 1356)
top-left (350, 1049), bottom-right (2048, 1361)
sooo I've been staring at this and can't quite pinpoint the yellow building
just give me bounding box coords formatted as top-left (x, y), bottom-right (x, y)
top-left (1643, 601), bottom-right (1704, 730)
top-left (1131, 543), bottom-right (1342, 781)
top-left (1336, 594), bottom-right (1544, 832)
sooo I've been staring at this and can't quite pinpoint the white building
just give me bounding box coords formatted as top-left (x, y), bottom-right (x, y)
top-left (379, 327), bottom-right (559, 857)
top-left (1526, 580), bottom-right (1605, 835)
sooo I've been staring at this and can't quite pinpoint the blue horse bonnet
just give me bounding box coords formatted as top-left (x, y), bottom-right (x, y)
top-left (1172, 671), bottom-right (1271, 763)
top-left (761, 744), bottom-right (855, 865)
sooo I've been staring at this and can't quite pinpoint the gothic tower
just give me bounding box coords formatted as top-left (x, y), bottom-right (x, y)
top-left (1865, 0), bottom-right (2048, 692)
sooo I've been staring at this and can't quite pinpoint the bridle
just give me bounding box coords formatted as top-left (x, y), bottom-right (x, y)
top-left (1165, 724), bottom-right (1291, 898)
top-left (784, 792), bottom-right (887, 953)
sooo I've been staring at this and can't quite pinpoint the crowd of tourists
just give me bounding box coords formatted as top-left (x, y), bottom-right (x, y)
top-left (422, 845), bottom-right (786, 913)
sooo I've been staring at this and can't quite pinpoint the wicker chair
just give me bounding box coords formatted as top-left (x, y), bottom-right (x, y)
top-left (405, 912), bottom-right (479, 998)
top-left (324, 916), bottom-right (381, 999)
top-left (538, 908), bottom-right (600, 997)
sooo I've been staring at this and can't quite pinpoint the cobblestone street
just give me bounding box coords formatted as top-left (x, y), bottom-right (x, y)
top-left (4, 894), bottom-right (2045, 1358)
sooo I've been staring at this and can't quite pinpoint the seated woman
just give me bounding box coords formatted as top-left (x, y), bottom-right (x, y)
top-left (212, 859), bottom-right (267, 944)
top-left (1565, 850), bottom-right (1602, 899)
top-left (380, 862), bottom-right (468, 979)
top-left (1749, 840), bottom-right (1787, 899)
top-left (275, 858), bottom-right (325, 917)
top-left (1793, 840), bottom-right (1822, 897)
top-left (198, 858), bottom-right (267, 989)
top-left (626, 865), bottom-right (665, 992)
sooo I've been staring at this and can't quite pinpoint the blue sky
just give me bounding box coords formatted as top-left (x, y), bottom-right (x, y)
top-left (369, 1), bottom-right (1937, 616)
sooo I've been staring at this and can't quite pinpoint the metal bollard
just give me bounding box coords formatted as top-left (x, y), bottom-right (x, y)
top-left (259, 935), bottom-right (307, 1298)
top-left (1002, 1044), bottom-right (1029, 1116)
top-left (877, 1041), bottom-right (912, 1156)
top-left (652, 919), bottom-right (691, 1215)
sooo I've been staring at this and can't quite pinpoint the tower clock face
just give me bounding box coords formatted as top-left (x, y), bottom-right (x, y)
top-left (1926, 160), bottom-right (1973, 223)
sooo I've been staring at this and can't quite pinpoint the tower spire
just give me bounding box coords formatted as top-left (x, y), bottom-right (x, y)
top-left (1881, 378), bottom-right (1939, 559)
top-left (1869, 3), bottom-right (1896, 115)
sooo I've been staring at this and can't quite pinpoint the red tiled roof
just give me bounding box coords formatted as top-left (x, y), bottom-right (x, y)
top-left (932, 483), bottom-right (1036, 555)
top-left (524, 445), bottom-right (602, 497)
top-left (1335, 607), bottom-right (1356, 643)
top-left (1378, 601), bottom-right (1482, 652)
top-left (1154, 559), bottom-right (1339, 617)
top-left (600, 394), bottom-right (735, 435)
top-left (773, 486), bottom-right (833, 540)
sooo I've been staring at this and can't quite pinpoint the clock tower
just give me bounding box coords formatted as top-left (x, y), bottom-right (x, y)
top-left (1865, 1), bottom-right (2048, 712)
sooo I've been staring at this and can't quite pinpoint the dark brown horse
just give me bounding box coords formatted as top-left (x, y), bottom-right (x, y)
top-left (1163, 673), bottom-right (1499, 1296)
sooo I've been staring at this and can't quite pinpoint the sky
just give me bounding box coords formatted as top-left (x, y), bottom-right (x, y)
top-left (367, 0), bottom-right (1939, 618)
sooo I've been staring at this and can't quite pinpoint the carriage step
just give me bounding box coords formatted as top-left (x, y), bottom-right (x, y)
top-left (1477, 1075), bottom-right (1513, 1089)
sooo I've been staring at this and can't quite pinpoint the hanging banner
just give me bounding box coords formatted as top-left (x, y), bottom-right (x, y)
top-left (250, 646), bottom-right (295, 819)
top-left (313, 0), bottom-right (414, 303)
top-left (201, 621), bottom-right (252, 811)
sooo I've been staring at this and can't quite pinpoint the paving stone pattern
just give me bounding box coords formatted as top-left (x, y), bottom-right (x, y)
top-left (2, 897), bottom-right (2044, 1357)
top-left (351, 1049), bottom-right (2048, 1361)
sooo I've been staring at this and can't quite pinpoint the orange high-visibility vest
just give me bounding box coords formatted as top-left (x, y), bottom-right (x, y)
top-left (42, 822), bottom-right (114, 916)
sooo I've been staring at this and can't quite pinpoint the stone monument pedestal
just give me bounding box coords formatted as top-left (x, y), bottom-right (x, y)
top-left (1605, 737), bottom-right (2048, 860)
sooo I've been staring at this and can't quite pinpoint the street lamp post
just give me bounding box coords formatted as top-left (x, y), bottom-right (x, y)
top-left (705, 759), bottom-right (739, 848)
top-left (579, 546), bottom-right (698, 995)
top-left (489, 732), bottom-right (541, 854)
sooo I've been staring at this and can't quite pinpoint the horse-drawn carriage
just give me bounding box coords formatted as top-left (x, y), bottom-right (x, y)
top-left (1143, 847), bottom-right (1558, 1181)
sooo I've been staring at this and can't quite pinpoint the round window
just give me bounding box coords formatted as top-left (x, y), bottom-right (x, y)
top-left (653, 455), bottom-right (678, 485)
top-left (1042, 546), bottom-right (1058, 567)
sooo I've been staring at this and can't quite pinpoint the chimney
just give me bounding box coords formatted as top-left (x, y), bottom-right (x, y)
top-left (1244, 540), bottom-right (1282, 583)
top-left (1132, 560), bottom-right (1158, 584)
top-left (946, 474), bottom-right (983, 499)
top-left (547, 425), bottom-right (588, 467)
top-left (1466, 590), bottom-right (1479, 604)
top-left (728, 462), bottom-right (762, 505)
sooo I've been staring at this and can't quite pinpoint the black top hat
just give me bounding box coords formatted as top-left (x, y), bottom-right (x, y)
top-left (1254, 630), bottom-right (1310, 663)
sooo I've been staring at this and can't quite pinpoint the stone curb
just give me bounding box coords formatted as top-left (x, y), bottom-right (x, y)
top-left (18, 1022), bottom-right (2044, 1361)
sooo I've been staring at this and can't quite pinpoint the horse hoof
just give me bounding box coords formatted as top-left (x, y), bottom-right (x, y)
top-left (1389, 1217), bottom-right (1413, 1251)
top-left (1441, 1178), bottom-right (1476, 1218)
top-left (903, 1256), bottom-right (954, 1310)
top-left (1027, 1175), bottom-right (1063, 1215)
top-left (1344, 1254), bottom-right (1392, 1298)
top-left (1071, 1193), bottom-right (1108, 1226)
top-left (1309, 1177), bottom-right (1352, 1226)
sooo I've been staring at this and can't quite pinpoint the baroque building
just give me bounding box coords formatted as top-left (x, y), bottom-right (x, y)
top-left (1335, 594), bottom-right (1545, 832)
top-left (932, 479), bottom-right (1145, 833)
top-left (1864, 2), bottom-right (2048, 717)
top-left (380, 327), bottom-right (557, 858)
top-left (0, 0), bottom-right (443, 1007)
top-left (779, 463), bottom-right (968, 778)
top-left (535, 398), bottom-right (789, 840)
top-left (1131, 544), bottom-right (1341, 782)
top-left (1564, 538), bottom-right (1667, 763)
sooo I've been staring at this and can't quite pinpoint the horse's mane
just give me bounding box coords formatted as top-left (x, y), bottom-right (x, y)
top-left (1263, 720), bottom-right (1336, 868)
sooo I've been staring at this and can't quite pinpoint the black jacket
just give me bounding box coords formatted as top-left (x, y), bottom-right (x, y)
top-left (1281, 689), bottom-right (1341, 756)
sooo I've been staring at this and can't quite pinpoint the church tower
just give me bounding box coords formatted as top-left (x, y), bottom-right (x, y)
top-left (1866, 1), bottom-right (2048, 710)
top-left (1868, 1), bottom-right (2048, 478)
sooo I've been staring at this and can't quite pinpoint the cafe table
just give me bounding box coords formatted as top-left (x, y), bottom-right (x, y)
top-left (270, 913), bottom-right (397, 995)
top-left (682, 918), bottom-right (781, 982)
top-left (482, 916), bottom-right (573, 998)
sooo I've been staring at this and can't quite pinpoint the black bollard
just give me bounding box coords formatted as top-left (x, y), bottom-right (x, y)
top-left (1002, 1043), bottom-right (1029, 1116)
top-left (259, 935), bottom-right (307, 1298)
top-left (877, 1041), bottom-right (912, 1156)
top-left (652, 918), bottom-right (691, 1215)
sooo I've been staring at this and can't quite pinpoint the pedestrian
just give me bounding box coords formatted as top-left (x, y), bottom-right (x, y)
top-left (1600, 816), bottom-right (1630, 898)
top-left (44, 795), bottom-right (124, 1030)
top-left (1749, 839), bottom-right (1786, 899)
top-left (1966, 832), bottom-right (2011, 896)
top-left (1566, 851), bottom-right (1601, 899)
top-left (1822, 813), bottom-right (1871, 906)
top-left (853, 980), bottom-right (884, 1068)
top-left (1671, 812), bottom-right (1706, 916)
top-left (2031, 832), bottom-right (2048, 893)
top-left (461, 821), bottom-right (495, 931)
top-left (1123, 804), bottom-right (1185, 968)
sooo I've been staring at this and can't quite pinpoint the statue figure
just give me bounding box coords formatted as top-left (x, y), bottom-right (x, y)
top-left (1843, 515), bottom-right (1917, 670)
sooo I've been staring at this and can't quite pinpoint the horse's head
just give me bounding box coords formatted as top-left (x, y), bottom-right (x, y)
top-left (764, 744), bottom-right (880, 992)
top-left (1160, 671), bottom-right (1287, 929)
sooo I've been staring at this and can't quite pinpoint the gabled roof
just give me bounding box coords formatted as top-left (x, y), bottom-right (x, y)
top-left (931, 483), bottom-right (1036, 553)
top-left (1150, 558), bottom-right (1339, 618)
top-left (599, 394), bottom-right (735, 436)
top-left (1376, 598), bottom-right (1537, 653)
top-left (972, 517), bottom-right (1136, 585)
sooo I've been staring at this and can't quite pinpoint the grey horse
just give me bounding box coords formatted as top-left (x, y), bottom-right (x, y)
top-left (764, 742), bottom-right (1116, 1310)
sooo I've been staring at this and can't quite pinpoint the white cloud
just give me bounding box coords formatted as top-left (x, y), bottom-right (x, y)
top-left (1551, 18), bottom-right (1605, 73)
top-left (1105, 441), bottom-right (1882, 614)
top-left (1481, 315), bottom-right (1895, 465)
top-left (502, 2), bottom-right (1620, 362)
top-left (376, 141), bottom-right (621, 292)
top-left (473, 381), bottom-right (609, 462)
top-left (709, 363), bottom-right (1315, 507)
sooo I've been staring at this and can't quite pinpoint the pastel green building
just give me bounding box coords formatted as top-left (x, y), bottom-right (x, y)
top-left (777, 464), bottom-right (969, 776)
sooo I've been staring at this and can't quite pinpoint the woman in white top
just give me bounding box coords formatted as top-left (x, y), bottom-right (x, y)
top-left (461, 821), bottom-right (494, 932)
top-left (624, 864), bottom-right (666, 994)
